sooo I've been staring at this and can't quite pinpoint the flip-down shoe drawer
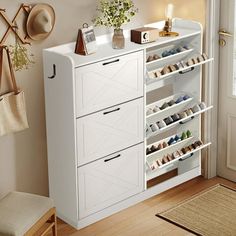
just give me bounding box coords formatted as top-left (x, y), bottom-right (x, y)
top-left (75, 50), bottom-right (144, 117)
top-left (78, 143), bottom-right (144, 219)
top-left (76, 98), bottom-right (144, 166)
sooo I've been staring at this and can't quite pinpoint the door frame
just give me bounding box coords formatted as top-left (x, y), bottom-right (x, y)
top-left (204, 0), bottom-right (220, 178)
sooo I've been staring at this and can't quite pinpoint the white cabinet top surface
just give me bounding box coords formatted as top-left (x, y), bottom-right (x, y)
top-left (45, 19), bottom-right (202, 68)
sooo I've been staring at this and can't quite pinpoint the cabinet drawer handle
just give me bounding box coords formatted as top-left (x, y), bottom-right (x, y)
top-left (103, 59), bottom-right (120, 66)
top-left (48, 64), bottom-right (56, 79)
top-left (179, 153), bottom-right (194, 161)
top-left (103, 108), bottom-right (120, 115)
top-left (179, 67), bottom-right (194, 74)
top-left (104, 154), bottom-right (121, 162)
top-left (179, 116), bottom-right (195, 124)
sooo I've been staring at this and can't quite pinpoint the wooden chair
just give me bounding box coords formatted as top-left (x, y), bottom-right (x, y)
top-left (0, 191), bottom-right (57, 236)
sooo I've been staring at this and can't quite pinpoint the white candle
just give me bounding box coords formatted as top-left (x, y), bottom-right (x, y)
top-left (165, 3), bottom-right (174, 19)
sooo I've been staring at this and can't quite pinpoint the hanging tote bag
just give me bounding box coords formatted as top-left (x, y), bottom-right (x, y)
top-left (0, 45), bottom-right (29, 136)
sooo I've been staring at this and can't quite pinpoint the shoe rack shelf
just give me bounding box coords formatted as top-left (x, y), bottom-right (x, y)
top-left (146, 138), bottom-right (211, 170)
top-left (146, 92), bottom-right (194, 123)
top-left (146, 45), bottom-right (194, 67)
top-left (144, 20), bottom-right (213, 189)
top-left (146, 132), bottom-right (195, 158)
top-left (146, 105), bottom-right (213, 139)
top-left (146, 58), bottom-right (214, 92)
top-left (146, 142), bottom-right (211, 181)
top-left (147, 57), bottom-right (213, 81)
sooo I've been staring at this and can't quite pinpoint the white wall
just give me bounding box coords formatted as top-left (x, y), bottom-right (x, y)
top-left (0, 0), bottom-right (205, 198)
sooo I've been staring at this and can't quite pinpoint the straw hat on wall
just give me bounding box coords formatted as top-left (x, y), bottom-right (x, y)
top-left (26, 4), bottom-right (55, 41)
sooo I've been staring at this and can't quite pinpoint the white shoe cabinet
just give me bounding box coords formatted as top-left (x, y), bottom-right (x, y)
top-left (43, 19), bottom-right (213, 229)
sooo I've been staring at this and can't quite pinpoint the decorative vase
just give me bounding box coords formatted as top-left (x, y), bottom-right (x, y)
top-left (112, 29), bottom-right (125, 49)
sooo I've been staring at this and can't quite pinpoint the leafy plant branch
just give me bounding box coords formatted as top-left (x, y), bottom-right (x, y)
top-left (93, 0), bottom-right (138, 29)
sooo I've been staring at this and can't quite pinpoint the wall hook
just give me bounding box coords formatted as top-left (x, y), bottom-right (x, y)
top-left (0, 4), bottom-right (31, 46)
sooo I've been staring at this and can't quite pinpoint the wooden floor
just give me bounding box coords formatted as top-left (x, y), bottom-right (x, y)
top-left (46, 176), bottom-right (236, 236)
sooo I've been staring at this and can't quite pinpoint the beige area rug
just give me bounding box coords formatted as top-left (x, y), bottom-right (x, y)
top-left (156, 184), bottom-right (236, 236)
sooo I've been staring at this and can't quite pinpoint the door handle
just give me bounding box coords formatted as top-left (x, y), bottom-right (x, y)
top-left (218, 29), bottom-right (233, 37)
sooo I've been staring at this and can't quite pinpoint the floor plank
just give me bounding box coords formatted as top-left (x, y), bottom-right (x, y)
top-left (46, 176), bottom-right (236, 236)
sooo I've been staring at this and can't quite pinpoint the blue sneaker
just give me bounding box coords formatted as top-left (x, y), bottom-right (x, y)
top-left (183, 94), bottom-right (190, 100)
top-left (174, 135), bottom-right (181, 142)
top-left (175, 96), bottom-right (184, 104)
top-left (168, 137), bottom-right (176, 145)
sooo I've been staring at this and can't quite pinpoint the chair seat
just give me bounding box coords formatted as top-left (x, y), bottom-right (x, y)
top-left (0, 191), bottom-right (54, 236)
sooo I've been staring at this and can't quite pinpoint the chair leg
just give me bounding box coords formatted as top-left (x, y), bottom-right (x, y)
top-left (52, 213), bottom-right (57, 236)
top-left (25, 208), bottom-right (57, 236)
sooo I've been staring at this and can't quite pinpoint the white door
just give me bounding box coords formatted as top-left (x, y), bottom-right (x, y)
top-left (218, 0), bottom-right (236, 181)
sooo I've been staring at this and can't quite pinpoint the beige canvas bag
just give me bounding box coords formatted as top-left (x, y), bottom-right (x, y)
top-left (0, 46), bottom-right (29, 136)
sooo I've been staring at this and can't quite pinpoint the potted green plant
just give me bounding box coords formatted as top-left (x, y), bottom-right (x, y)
top-left (93, 0), bottom-right (138, 49)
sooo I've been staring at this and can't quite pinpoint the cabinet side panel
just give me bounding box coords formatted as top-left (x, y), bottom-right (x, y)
top-left (43, 51), bottom-right (78, 227)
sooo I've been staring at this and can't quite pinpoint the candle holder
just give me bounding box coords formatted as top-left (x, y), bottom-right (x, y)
top-left (159, 4), bottom-right (179, 37)
top-left (160, 18), bottom-right (179, 37)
